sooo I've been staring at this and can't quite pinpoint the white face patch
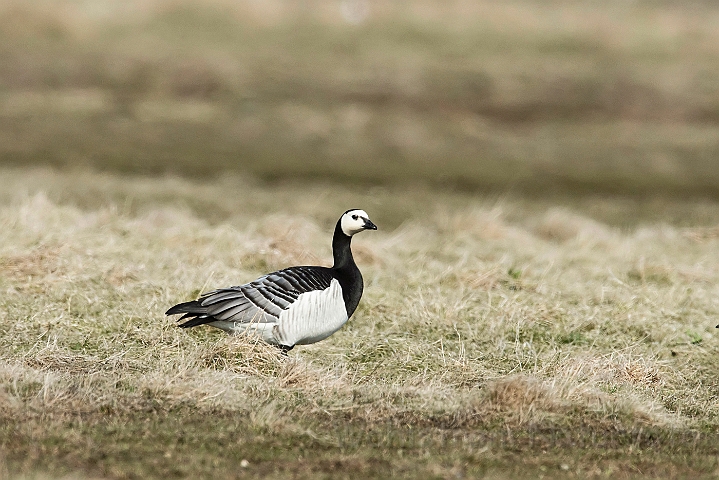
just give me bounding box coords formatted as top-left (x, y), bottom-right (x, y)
top-left (340, 209), bottom-right (372, 236)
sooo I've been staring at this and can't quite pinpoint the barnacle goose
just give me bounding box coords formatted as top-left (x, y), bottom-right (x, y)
top-left (166, 209), bottom-right (377, 352)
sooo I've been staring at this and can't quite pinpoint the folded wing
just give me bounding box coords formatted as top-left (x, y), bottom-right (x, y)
top-left (166, 266), bottom-right (335, 328)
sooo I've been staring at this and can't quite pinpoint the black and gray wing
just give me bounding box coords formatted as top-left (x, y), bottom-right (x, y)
top-left (165, 266), bottom-right (335, 328)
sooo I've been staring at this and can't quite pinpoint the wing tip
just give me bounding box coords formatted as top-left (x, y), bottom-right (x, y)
top-left (166, 299), bottom-right (204, 316)
top-left (177, 315), bottom-right (214, 329)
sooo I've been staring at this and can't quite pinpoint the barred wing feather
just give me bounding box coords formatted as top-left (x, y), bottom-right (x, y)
top-left (167, 266), bottom-right (335, 328)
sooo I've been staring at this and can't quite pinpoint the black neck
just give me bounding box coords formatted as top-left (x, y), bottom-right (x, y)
top-left (331, 219), bottom-right (363, 317)
top-left (332, 221), bottom-right (354, 269)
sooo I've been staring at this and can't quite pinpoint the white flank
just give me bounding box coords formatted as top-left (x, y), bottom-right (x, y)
top-left (208, 279), bottom-right (348, 346)
top-left (208, 310), bottom-right (279, 344)
top-left (277, 278), bottom-right (348, 345)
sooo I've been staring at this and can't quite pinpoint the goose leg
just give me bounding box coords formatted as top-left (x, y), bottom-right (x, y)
top-left (278, 344), bottom-right (294, 355)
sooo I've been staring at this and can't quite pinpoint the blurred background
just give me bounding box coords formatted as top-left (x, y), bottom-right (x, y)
top-left (1, 0), bottom-right (719, 197)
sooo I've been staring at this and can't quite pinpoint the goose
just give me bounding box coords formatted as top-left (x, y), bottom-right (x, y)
top-left (166, 209), bottom-right (377, 352)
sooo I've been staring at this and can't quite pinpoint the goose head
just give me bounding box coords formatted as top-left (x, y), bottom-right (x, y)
top-left (340, 209), bottom-right (377, 237)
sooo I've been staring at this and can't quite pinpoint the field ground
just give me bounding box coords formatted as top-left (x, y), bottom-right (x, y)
top-left (1, 167), bottom-right (719, 479)
top-left (2, 0), bottom-right (719, 477)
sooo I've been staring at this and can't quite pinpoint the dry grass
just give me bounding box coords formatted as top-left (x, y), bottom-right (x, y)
top-left (1, 167), bottom-right (718, 478)
top-left (3, 3), bottom-right (719, 476)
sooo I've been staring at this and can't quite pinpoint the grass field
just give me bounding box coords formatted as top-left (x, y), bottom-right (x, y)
top-left (1, 167), bottom-right (718, 479)
top-left (3, 1), bottom-right (719, 478)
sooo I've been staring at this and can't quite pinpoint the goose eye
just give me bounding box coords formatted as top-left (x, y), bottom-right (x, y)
top-left (352, 215), bottom-right (358, 220)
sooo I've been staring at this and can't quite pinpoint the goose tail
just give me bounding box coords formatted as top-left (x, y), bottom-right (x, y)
top-left (165, 300), bottom-right (216, 328)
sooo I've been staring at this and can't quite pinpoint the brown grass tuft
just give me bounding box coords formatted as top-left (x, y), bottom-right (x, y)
top-left (484, 375), bottom-right (563, 420)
